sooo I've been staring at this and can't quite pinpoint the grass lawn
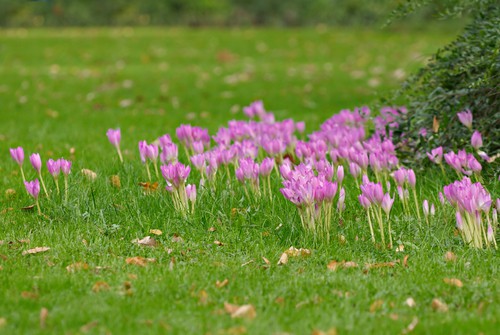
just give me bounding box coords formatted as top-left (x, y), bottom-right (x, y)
top-left (0, 27), bottom-right (498, 334)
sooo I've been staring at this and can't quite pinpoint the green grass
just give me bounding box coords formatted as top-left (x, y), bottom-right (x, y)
top-left (0, 27), bottom-right (498, 335)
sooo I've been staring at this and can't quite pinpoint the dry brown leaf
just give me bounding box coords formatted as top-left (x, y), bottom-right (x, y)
top-left (149, 229), bottom-right (162, 236)
top-left (0, 265), bottom-right (3, 271)
top-left (444, 251), bottom-right (456, 262)
top-left (171, 234), bottom-right (184, 243)
top-left (126, 256), bottom-right (155, 267)
top-left (128, 273), bottom-right (138, 280)
top-left (443, 278), bottom-right (463, 288)
top-left (80, 321), bottom-right (99, 333)
top-left (208, 226), bottom-right (216, 232)
top-left (169, 257), bottom-right (175, 271)
top-left (21, 204), bottom-right (35, 211)
top-left (40, 308), bottom-right (48, 329)
top-left (277, 252), bottom-right (288, 265)
top-left (274, 297), bottom-right (285, 305)
top-left (431, 298), bottom-right (449, 312)
top-left (81, 169), bottom-right (97, 181)
top-left (405, 297), bottom-right (416, 308)
top-left (327, 260), bottom-right (358, 271)
top-left (364, 261), bottom-right (396, 269)
top-left (22, 247), bottom-right (50, 256)
top-left (21, 291), bottom-right (39, 300)
top-left (241, 260), bottom-right (254, 267)
top-left (0, 207), bottom-right (14, 214)
top-left (0, 318), bottom-right (6, 328)
top-left (285, 246), bottom-right (311, 257)
top-left (432, 116), bottom-right (440, 133)
top-left (403, 255), bottom-right (409, 267)
top-left (214, 240), bottom-right (224, 246)
top-left (198, 290), bottom-right (208, 305)
top-left (262, 257), bottom-right (270, 265)
top-left (18, 239), bottom-right (30, 244)
top-left (110, 175), bottom-right (121, 188)
top-left (370, 299), bottom-right (384, 313)
top-left (389, 313), bottom-right (399, 320)
top-left (66, 262), bottom-right (89, 273)
top-left (132, 236), bottom-right (158, 247)
top-left (92, 281), bottom-right (110, 293)
top-left (5, 188), bottom-right (16, 198)
top-left (224, 303), bottom-right (256, 319)
top-left (139, 181), bottom-right (158, 192)
top-left (402, 317), bottom-right (419, 334)
top-left (216, 279), bottom-right (229, 288)
top-left (395, 244), bottom-right (405, 252)
top-left (311, 329), bottom-right (337, 335)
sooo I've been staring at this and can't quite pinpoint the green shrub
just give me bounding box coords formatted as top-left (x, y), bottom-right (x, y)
top-left (389, 0), bottom-right (499, 170)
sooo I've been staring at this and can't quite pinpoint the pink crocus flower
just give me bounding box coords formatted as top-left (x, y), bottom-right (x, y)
top-left (407, 169), bottom-right (416, 188)
top-left (423, 200), bottom-right (429, 217)
top-left (259, 157), bottom-right (274, 177)
top-left (457, 110), bottom-right (473, 129)
top-left (30, 153), bottom-right (42, 173)
top-left (381, 193), bottom-right (394, 216)
top-left (107, 128), bottom-right (123, 163)
top-left (59, 159), bottom-right (72, 175)
top-left (10, 147), bottom-right (24, 166)
top-left (47, 159), bottom-right (61, 178)
top-left (471, 131), bottom-right (482, 150)
top-left (25, 179), bottom-right (41, 214)
top-left (426, 147), bottom-right (443, 164)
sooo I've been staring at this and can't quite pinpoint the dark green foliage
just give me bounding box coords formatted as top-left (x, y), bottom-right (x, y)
top-left (0, 0), bottom-right (437, 27)
top-left (390, 0), bottom-right (499, 167)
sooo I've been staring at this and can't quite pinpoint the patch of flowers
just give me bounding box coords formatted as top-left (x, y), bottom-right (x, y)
top-left (8, 101), bottom-right (499, 249)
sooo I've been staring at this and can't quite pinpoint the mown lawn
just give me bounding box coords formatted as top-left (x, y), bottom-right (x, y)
top-left (0, 27), bottom-right (498, 335)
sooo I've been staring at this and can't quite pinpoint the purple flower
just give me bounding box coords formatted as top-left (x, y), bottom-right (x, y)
top-left (336, 165), bottom-right (344, 184)
top-left (381, 193), bottom-right (394, 216)
top-left (471, 131), bottom-right (482, 150)
top-left (423, 200), bottom-right (429, 217)
top-left (259, 157), bottom-right (274, 177)
top-left (145, 144), bottom-right (159, 161)
top-left (186, 184), bottom-right (197, 203)
top-left (59, 159), bottom-right (72, 175)
top-left (10, 147), bottom-right (24, 166)
top-left (426, 147), bottom-right (443, 164)
top-left (30, 153), bottom-right (42, 173)
top-left (161, 162), bottom-right (191, 189)
top-left (106, 128), bottom-right (121, 147)
top-left (47, 159), bottom-right (61, 177)
top-left (407, 169), bottom-right (416, 188)
top-left (24, 179), bottom-right (40, 199)
top-left (160, 143), bottom-right (178, 164)
top-left (456, 211), bottom-right (463, 230)
top-left (138, 140), bottom-right (148, 163)
top-left (457, 109), bottom-right (473, 129)
top-left (295, 121), bottom-right (305, 133)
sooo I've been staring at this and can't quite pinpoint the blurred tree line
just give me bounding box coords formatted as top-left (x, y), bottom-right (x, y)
top-left (0, 0), bottom-right (440, 27)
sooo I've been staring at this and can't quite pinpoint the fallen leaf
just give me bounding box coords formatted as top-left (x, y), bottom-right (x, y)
top-left (18, 239), bottom-right (30, 244)
top-left (81, 169), bottom-right (97, 181)
top-left (128, 273), bottom-right (138, 280)
top-left (169, 257), bottom-right (175, 271)
top-left (216, 279), bottom-right (229, 288)
top-left (5, 188), bottom-right (16, 198)
top-left (110, 175), bottom-right (121, 188)
top-left (431, 298), bottom-right (449, 312)
top-left (21, 204), bottom-right (35, 211)
top-left (198, 290), bottom-right (208, 305)
top-left (443, 278), bottom-right (463, 288)
top-left (403, 255), bottom-right (409, 267)
top-left (285, 246), bottom-right (311, 257)
top-left (433, 116), bottom-right (440, 133)
top-left (364, 261), bottom-right (396, 269)
top-left (21, 291), bottom-right (39, 300)
top-left (171, 234), bottom-right (184, 243)
top-left (208, 226), bottom-right (216, 232)
top-left (262, 257), bottom-right (270, 265)
top-left (444, 251), bottom-right (456, 262)
top-left (123, 281), bottom-right (133, 296)
top-left (370, 299), bottom-right (384, 313)
top-left (126, 257), bottom-right (155, 267)
top-left (22, 247), bottom-right (50, 255)
top-left (277, 252), bottom-right (288, 265)
top-left (66, 262), bottom-right (89, 273)
top-left (389, 313), bottom-right (399, 320)
top-left (139, 181), bottom-right (158, 192)
top-left (0, 318), bottom-right (6, 328)
top-left (214, 240), bottom-right (224, 246)
top-left (0, 207), bottom-right (14, 214)
top-left (401, 317), bottom-right (419, 334)
top-left (92, 281), bottom-right (110, 293)
top-left (396, 244), bottom-right (405, 252)
top-left (311, 329), bottom-right (337, 335)
top-left (224, 303), bottom-right (256, 319)
top-left (132, 236), bottom-right (158, 247)
top-left (405, 297), bottom-right (416, 308)
top-left (327, 260), bottom-right (358, 271)
top-left (80, 321), bottom-right (99, 333)
top-left (274, 297), bottom-right (285, 305)
top-left (241, 260), bottom-right (254, 267)
top-left (40, 308), bottom-right (48, 329)
top-left (149, 229), bottom-right (162, 236)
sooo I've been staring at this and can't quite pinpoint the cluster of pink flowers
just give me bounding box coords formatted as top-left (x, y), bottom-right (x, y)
top-left (443, 177), bottom-right (497, 248)
top-left (9, 146), bottom-right (73, 213)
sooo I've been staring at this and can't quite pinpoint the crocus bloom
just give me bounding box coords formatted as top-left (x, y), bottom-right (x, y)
top-left (337, 165), bottom-right (344, 185)
top-left (381, 193), bottom-right (394, 216)
top-left (259, 157), bottom-right (274, 177)
top-left (24, 179), bottom-right (40, 199)
top-left (59, 159), bottom-right (72, 175)
top-left (186, 184), bottom-right (197, 203)
top-left (47, 159), bottom-right (61, 178)
top-left (457, 110), bottom-right (472, 129)
top-left (471, 131), bottom-right (482, 150)
top-left (30, 153), bottom-right (42, 173)
top-left (423, 200), bottom-right (429, 217)
top-left (107, 128), bottom-right (121, 147)
top-left (10, 147), bottom-right (24, 166)
top-left (426, 147), bottom-right (443, 164)
top-left (407, 169), bottom-right (416, 188)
